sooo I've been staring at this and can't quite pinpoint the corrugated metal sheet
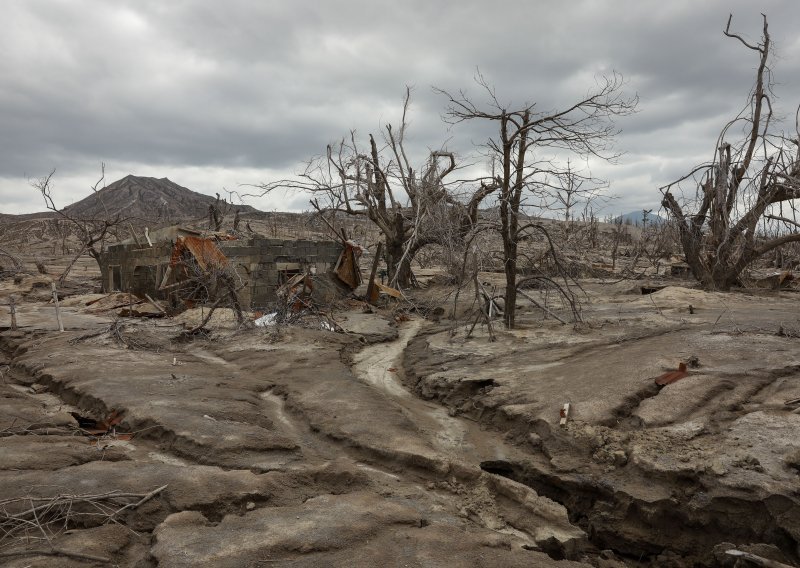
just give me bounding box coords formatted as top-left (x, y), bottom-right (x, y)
top-left (655, 363), bottom-right (689, 386)
top-left (334, 243), bottom-right (362, 289)
top-left (170, 236), bottom-right (228, 271)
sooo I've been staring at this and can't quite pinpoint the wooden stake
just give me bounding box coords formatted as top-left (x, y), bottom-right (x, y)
top-left (559, 403), bottom-right (570, 427)
top-left (51, 282), bottom-right (64, 332)
top-left (366, 242), bottom-right (383, 305)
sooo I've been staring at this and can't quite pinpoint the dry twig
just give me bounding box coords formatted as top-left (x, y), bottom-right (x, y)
top-left (0, 485), bottom-right (168, 554)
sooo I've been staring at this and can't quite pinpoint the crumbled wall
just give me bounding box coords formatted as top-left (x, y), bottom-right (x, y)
top-left (99, 237), bottom-right (343, 309)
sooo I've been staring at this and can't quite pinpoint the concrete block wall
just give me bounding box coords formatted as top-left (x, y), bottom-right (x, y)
top-left (100, 242), bottom-right (173, 297)
top-left (99, 236), bottom-right (342, 308)
top-left (220, 238), bottom-right (342, 310)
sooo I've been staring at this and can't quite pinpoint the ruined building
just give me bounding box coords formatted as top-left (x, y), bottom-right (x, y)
top-left (98, 227), bottom-right (349, 310)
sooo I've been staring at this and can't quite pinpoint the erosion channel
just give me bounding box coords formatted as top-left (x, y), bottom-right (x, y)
top-left (2, 283), bottom-right (800, 567)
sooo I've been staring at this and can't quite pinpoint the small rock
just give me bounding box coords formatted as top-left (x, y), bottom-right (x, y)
top-left (50, 411), bottom-right (78, 427)
top-left (528, 433), bottom-right (542, 449)
top-left (710, 458), bottom-right (727, 476)
top-left (246, 501), bottom-right (255, 510)
top-left (733, 454), bottom-right (765, 473)
top-left (612, 450), bottom-right (628, 466)
top-left (785, 448), bottom-right (800, 471)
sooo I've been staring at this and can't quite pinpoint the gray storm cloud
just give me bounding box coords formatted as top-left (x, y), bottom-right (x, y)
top-left (1, 0), bottom-right (799, 214)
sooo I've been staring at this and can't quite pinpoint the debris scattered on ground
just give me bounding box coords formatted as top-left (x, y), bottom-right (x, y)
top-left (118, 303), bottom-right (165, 318)
top-left (371, 281), bottom-right (404, 301)
top-left (0, 484), bottom-right (168, 554)
top-left (254, 312), bottom-right (278, 327)
top-left (277, 272), bottom-right (314, 313)
top-left (654, 362), bottom-right (689, 386)
top-left (752, 270), bottom-right (795, 290)
top-left (84, 292), bottom-right (145, 312)
top-left (6, 223), bottom-right (800, 566)
top-left (69, 409), bottom-right (125, 437)
top-left (174, 307), bottom-right (242, 329)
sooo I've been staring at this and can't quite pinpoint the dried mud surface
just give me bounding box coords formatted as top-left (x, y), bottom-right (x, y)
top-left (404, 281), bottom-right (800, 566)
top-left (1, 276), bottom-right (799, 567)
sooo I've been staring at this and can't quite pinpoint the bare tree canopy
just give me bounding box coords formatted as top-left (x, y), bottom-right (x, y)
top-left (31, 166), bottom-right (126, 285)
top-left (547, 160), bottom-right (608, 224)
top-left (252, 88), bottom-right (465, 288)
top-left (661, 14), bottom-right (800, 290)
top-left (437, 72), bottom-right (638, 328)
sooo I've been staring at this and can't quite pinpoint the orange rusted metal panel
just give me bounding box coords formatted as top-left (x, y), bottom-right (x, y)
top-left (334, 243), bottom-right (362, 289)
top-left (374, 281), bottom-right (403, 299)
top-left (169, 236), bottom-right (228, 271)
top-left (655, 362), bottom-right (689, 386)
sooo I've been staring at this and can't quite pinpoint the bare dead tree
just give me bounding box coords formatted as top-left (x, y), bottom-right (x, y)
top-left (169, 251), bottom-right (247, 334)
top-left (627, 218), bottom-right (678, 276)
top-left (437, 72), bottom-right (637, 328)
top-left (641, 209), bottom-right (653, 229)
top-left (547, 159), bottom-right (607, 226)
top-left (207, 192), bottom-right (232, 232)
top-left (31, 169), bottom-right (125, 285)
top-left (250, 88), bottom-right (467, 288)
top-left (448, 226), bottom-right (499, 340)
top-left (34, 258), bottom-right (47, 275)
top-left (0, 247), bottom-right (23, 275)
top-left (609, 216), bottom-right (627, 272)
top-left (661, 15), bottom-right (800, 290)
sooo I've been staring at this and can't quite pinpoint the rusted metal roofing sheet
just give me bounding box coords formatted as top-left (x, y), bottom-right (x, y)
top-left (655, 362), bottom-right (689, 386)
top-left (334, 242), bottom-right (363, 289)
top-left (170, 236), bottom-right (228, 271)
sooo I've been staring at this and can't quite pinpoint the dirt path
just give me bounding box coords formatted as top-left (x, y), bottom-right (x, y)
top-left (351, 318), bottom-right (519, 465)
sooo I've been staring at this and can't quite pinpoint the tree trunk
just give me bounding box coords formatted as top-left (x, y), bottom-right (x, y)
top-left (503, 241), bottom-right (517, 329)
top-left (708, 262), bottom-right (741, 291)
top-left (678, 228), bottom-right (741, 291)
top-left (385, 241), bottom-right (413, 288)
top-left (499, 110), bottom-right (527, 330)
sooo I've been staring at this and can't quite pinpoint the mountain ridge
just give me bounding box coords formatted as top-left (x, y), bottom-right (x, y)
top-left (56, 174), bottom-right (259, 222)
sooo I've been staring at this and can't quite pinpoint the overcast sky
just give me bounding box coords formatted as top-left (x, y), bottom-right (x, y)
top-left (2, 0), bottom-right (799, 217)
